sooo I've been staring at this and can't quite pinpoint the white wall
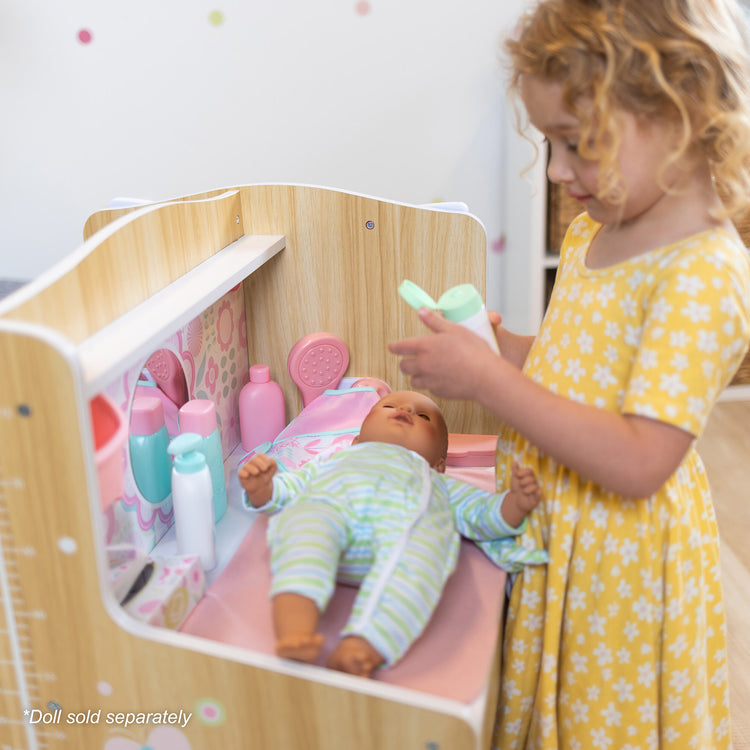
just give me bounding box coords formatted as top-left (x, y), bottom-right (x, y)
top-left (2, 0), bottom-right (539, 325)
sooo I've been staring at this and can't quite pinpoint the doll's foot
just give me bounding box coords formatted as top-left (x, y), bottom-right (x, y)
top-left (327, 636), bottom-right (384, 678)
top-left (276, 633), bottom-right (325, 663)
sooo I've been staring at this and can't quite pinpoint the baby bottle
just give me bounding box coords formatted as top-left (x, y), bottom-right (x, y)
top-left (238, 364), bottom-right (286, 452)
top-left (398, 280), bottom-right (500, 355)
top-left (178, 399), bottom-right (227, 523)
top-left (129, 396), bottom-right (172, 504)
top-left (167, 433), bottom-right (216, 571)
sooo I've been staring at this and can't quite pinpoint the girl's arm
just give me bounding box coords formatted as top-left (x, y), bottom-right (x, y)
top-left (495, 327), bottom-right (536, 369)
top-left (389, 309), bottom-right (693, 499)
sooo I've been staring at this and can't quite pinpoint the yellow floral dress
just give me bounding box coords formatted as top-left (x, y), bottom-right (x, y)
top-left (493, 214), bottom-right (750, 750)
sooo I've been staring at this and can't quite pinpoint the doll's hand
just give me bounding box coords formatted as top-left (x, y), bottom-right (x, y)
top-left (502, 461), bottom-right (543, 527)
top-left (388, 308), bottom-right (501, 399)
top-left (238, 454), bottom-right (277, 507)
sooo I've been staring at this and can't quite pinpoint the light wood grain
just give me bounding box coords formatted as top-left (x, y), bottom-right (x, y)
top-left (85, 185), bottom-right (502, 435)
top-left (77, 233), bottom-right (285, 398)
top-left (0, 186), bottom-right (503, 750)
top-left (0, 327), bottom-right (482, 750)
top-left (2, 192), bottom-right (243, 343)
top-left (236, 185), bottom-right (502, 435)
top-left (697, 399), bottom-right (750, 750)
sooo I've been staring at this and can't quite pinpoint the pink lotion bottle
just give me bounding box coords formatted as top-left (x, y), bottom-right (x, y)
top-left (178, 399), bottom-right (227, 523)
top-left (239, 364), bottom-right (286, 452)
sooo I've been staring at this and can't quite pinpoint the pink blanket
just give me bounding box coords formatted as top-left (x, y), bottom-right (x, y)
top-left (180, 464), bottom-right (506, 703)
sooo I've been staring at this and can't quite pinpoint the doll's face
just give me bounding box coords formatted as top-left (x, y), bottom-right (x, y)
top-left (354, 391), bottom-right (448, 472)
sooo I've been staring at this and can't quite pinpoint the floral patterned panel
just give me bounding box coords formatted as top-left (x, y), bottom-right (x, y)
top-left (99, 284), bottom-right (249, 551)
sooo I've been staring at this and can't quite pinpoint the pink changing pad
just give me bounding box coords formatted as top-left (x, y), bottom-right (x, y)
top-left (180, 463), bottom-right (506, 704)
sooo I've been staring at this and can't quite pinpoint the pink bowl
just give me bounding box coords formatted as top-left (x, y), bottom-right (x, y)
top-left (90, 394), bottom-right (128, 511)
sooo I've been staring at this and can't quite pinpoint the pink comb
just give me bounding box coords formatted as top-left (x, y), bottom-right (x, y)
top-left (287, 333), bottom-right (349, 407)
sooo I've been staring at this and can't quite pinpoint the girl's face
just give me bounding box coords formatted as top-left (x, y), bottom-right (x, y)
top-left (520, 75), bottom-right (677, 227)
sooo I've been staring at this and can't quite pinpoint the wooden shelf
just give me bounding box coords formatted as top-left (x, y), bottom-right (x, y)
top-left (78, 233), bottom-right (285, 397)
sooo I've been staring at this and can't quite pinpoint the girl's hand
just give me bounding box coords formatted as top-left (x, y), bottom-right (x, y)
top-left (238, 454), bottom-right (277, 507)
top-left (388, 308), bottom-right (501, 399)
top-left (488, 309), bottom-right (502, 331)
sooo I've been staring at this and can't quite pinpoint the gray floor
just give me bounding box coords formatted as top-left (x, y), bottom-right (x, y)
top-left (0, 278), bottom-right (27, 300)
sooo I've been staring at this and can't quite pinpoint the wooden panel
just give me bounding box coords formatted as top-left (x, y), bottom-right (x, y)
top-left (0, 328), bottom-right (481, 750)
top-left (236, 185), bottom-right (503, 435)
top-left (83, 184), bottom-right (502, 433)
top-left (77, 233), bottom-right (285, 398)
top-left (83, 188), bottom-right (231, 240)
top-left (0, 187), bottom-right (506, 749)
top-left (1, 192), bottom-right (243, 344)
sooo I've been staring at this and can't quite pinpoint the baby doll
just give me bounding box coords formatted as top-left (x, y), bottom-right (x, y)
top-left (238, 390), bottom-right (546, 677)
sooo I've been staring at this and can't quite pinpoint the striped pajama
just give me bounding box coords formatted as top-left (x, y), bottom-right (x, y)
top-left (248, 442), bottom-right (546, 666)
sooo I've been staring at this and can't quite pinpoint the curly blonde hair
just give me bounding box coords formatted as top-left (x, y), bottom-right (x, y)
top-left (505, 0), bottom-right (750, 220)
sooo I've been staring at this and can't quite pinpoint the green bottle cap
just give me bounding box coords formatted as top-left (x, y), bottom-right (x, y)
top-left (437, 284), bottom-right (483, 322)
top-left (398, 280), bottom-right (438, 310)
top-left (167, 432), bottom-right (207, 474)
top-left (398, 280), bottom-right (483, 322)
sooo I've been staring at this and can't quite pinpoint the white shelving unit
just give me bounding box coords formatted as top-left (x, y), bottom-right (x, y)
top-left (499, 120), bottom-right (552, 335)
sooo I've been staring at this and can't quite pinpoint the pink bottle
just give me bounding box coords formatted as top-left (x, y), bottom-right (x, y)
top-left (178, 399), bottom-right (227, 523)
top-left (239, 364), bottom-right (286, 452)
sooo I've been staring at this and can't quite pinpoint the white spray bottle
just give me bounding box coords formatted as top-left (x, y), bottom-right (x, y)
top-left (167, 432), bottom-right (217, 571)
top-left (398, 280), bottom-right (500, 354)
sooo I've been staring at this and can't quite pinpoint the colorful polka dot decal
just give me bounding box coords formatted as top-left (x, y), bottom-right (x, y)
top-left (76, 0), bottom-right (372, 45)
top-left (57, 536), bottom-right (78, 554)
top-left (194, 697), bottom-right (226, 726)
top-left (75, 8), bottom-right (235, 48)
top-left (97, 681), bottom-right (114, 696)
top-left (491, 235), bottom-right (506, 254)
top-left (208, 10), bottom-right (225, 26)
top-left (74, 5), bottom-right (375, 52)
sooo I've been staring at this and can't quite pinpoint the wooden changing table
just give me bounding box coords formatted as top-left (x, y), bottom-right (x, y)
top-left (0, 185), bottom-right (505, 749)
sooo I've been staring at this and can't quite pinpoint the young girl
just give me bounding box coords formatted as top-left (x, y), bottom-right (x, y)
top-left (389, 0), bottom-right (750, 746)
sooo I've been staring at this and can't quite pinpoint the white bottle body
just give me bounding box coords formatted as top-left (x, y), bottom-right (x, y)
top-left (457, 307), bottom-right (500, 355)
top-left (171, 465), bottom-right (216, 571)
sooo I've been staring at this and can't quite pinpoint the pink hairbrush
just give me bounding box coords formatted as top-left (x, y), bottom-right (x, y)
top-left (144, 349), bottom-right (188, 408)
top-left (287, 333), bottom-right (349, 407)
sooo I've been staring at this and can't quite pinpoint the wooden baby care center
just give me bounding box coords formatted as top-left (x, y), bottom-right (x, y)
top-left (0, 185), bottom-right (507, 750)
